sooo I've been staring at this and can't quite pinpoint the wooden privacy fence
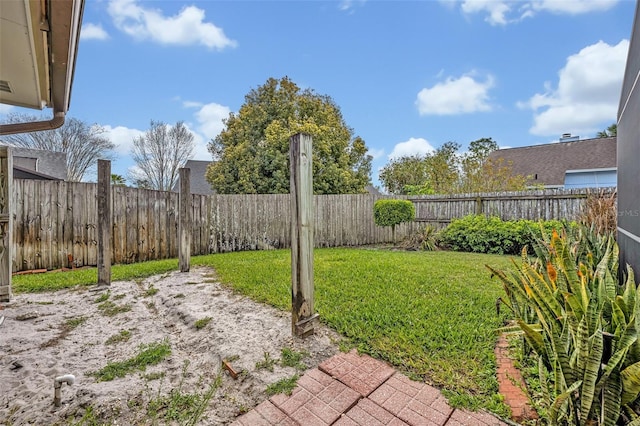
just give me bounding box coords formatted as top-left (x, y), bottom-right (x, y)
top-left (410, 188), bottom-right (616, 227)
top-left (11, 181), bottom-right (611, 272)
top-left (11, 180), bottom-right (419, 271)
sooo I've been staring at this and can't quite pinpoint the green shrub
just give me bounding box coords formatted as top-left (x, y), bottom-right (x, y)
top-left (487, 227), bottom-right (640, 425)
top-left (373, 199), bottom-right (415, 242)
top-left (439, 214), bottom-right (573, 255)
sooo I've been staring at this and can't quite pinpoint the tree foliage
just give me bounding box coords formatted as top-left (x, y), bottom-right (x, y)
top-left (597, 123), bottom-right (617, 138)
top-left (110, 174), bottom-right (126, 186)
top-left (0, 114), bottom-right (115, 181)
top-left (380, 137), bottom-right (527, 195)
top-left (373, 199), bottom-right (415, 243)
top-left (373, 199), bottom-right (415, 227)
top-left (131, 120), bottom-right (194, 191)
top-left (206, 77), bottom-right (372, 194)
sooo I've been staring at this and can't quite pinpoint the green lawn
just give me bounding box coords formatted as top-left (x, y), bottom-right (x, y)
top-left (12, 259), bottom-right (179, 293)
top-left (12, 248), bottom-right (515, 416)
top-left (193, 248), bottom-right (514, 415)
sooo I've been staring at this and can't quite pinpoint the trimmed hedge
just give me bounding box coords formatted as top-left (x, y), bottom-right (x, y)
top-left (373, 199), bottom-right (415, 228)
top-left (439, 214), bottom-right (574, 255)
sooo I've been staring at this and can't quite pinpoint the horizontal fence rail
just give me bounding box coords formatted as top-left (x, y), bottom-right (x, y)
top-left (410, 188), bottom-right (615, 226)
top-left (11, 180), bottom-right (613, 272)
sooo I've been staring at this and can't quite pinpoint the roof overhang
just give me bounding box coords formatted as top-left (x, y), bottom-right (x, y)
top-left (0, 0), bottom-right (84, 135)
top-left (565, 167), bottom-right (618, 174)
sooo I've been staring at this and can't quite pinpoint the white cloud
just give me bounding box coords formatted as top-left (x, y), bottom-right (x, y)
top-left (195, 104), bottom-right (230, 139)
top-left (105, 122), bottom-right (211, 163)
top-left (461, 0), bottom-right (512, 25)
top-left (368, 148), bottom-right (385, 160)
top-left (416, 73), bottom-right (494, 115)
top-left (339, 0), bottom-right (366, 12)
top-left (183, 101), bottom-right (204, 108)
top-left (80, 23), bottom-right (109, 40)
top-left (102, 125), bottom-right (144, 155)
top-left (388, 138), bottom-right (435, 160)
top-left (189, 102), bottom-right (230, 141)
top-left (522, 39), bottom-right (629, 136)
top-left (183, 123), bottom-right (211, 161)
top-left (107, 0), bottom-right (237, 49)
top-left (526, 0), bottom-right (618, 15)
top-left (458, 0), bottom-right (618, 25)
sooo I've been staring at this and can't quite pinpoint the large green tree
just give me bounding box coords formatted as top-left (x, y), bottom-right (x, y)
top-left (378, 154), bottom-right (429, 195)
top-left (380, 142), bottom-right (461, 195)
top-left (206, 77), bottom-right (372, 194)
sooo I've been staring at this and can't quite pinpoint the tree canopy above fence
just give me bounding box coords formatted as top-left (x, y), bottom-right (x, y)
top-left (206, 76), bottom-right (372, 194)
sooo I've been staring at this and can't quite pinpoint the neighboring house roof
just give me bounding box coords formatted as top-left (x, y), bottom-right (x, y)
top-left (487, 136), bottom-right (617, 187)
top-left (8, 146), bottom-right (67, 180)
top-left (365, 184), bottom-right (382, 195)
top-left (173, 160), bottom-right (215, 195)
top-left (13, 165), bottom-right (63, 180)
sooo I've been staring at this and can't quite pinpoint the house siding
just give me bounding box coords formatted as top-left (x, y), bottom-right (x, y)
top-left (618, 1), bottom-right (640, 282)
top-left (564, 169), bottom-right (617, 189)
top-left (9, 146), bottom-right (67, 180)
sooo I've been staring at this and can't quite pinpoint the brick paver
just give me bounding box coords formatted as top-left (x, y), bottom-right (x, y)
top-left (369, 373), bottom-right (454, 426)
top-left (270, 368), bottom-right (361, 425)
top-left (319, 349), bottom-right (396, 396)
top-left (334, 398), bottom-right (410, 426)
top-left (230, 400), bottom-right (297, 426)
top-left (232, 351), bottom-right (513, 426)
top-left (448, 409), bottom-right (510, 426)
top-left (495, 334), bottom-right (538, 422)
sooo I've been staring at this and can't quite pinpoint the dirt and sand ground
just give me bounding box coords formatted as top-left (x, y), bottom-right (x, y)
top-left (0, 267), bottom-right (342, 425)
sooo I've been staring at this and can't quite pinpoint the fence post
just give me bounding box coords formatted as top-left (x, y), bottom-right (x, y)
top-left (179, 168), bottom-right (191, 272)
top-left (290, 133), bottom-right (318, 337)
top-left (475, 196), bottom-right (483, 215)
top-left (0, 147), bottom-right (12, 301)
top-left (97, 160), bottom-right (111, 286)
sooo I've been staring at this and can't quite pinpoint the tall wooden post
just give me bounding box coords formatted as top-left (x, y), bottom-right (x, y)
top-left (179, 168), bottom-right (191, 272)
top-left (290, 133), bottom-right (317, 337)
top-left (0, 147), bottom-right (12, 302)
top-left (97, 160), bottom-right (111, 286)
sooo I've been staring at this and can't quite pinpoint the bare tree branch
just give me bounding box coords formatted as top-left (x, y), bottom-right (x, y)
top-left (131, 121), bottom-right (194, 191)
top-left (0, 114), bottom-right (115, 181)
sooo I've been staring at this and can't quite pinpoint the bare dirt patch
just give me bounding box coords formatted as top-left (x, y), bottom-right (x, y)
top-left (0, 267), bottom-right (342, 425)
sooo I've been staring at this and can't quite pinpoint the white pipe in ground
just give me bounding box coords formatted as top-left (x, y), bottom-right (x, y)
top-left (53, 374), bottom-right (75, 407)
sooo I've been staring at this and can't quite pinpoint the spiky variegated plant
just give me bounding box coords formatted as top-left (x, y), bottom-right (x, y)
top-left (487, 226), bottom-right (640, 425)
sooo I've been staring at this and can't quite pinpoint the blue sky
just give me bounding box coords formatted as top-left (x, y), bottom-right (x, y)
top-left (1, 0), bottom-right (636, 188)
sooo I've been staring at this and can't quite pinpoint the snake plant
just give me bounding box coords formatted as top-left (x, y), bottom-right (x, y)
top-left (488, 225), bottom-right (640, 425)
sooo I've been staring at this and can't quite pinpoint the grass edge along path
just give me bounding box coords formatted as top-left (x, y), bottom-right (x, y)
top-left (12, 248), bottom-right (515, 417)
top-left (193, 248), bottom-right (513, 417)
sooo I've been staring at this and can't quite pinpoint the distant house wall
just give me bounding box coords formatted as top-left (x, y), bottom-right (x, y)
top-left (9, 146), bottom-right (66, 180)
top-left (488, 137), bottom-right (617, 188)
top-left (173, 160), bottom-right (215, 195)
top-left (618, 2), bottom-right (640, 281)
top-left (564, 168), bottom-right (617, 189)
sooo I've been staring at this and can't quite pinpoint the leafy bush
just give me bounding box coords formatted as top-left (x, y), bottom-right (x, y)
top-left (373, 199), bottom-right (415, 242)
top-left (439, 214), bottom-right (573, 255)
top-left (487, 227), bottom-right (640, 425)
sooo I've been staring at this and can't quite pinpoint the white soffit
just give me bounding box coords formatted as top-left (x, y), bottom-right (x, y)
top-left (0, 0), bottom-right (48, 110)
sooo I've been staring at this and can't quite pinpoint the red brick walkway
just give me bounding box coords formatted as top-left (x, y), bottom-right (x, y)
top-left (232, 350), bottom-right (510, 426)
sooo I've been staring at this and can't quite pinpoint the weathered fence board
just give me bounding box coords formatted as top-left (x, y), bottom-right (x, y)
top-left (10, 181), bottom-right (613, 272)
